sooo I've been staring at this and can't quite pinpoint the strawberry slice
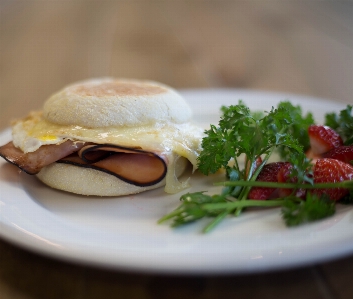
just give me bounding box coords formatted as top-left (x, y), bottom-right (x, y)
top-left (323, 145), bottom-right (353, 165)
top-left (248, 162), bottom-right (287, 200)
top-left (313, 158), bottom-right (353, 201)
top-left (308, 125), bottom-right (343, 155)
top-left (277, 163), bottom-right (306, 198)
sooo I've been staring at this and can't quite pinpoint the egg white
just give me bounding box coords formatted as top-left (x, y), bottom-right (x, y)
top-left (11, 111), bottom-right (204, 193)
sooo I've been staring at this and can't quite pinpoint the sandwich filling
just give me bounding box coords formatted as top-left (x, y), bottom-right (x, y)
top-left (0, 111), bottom-right (203, 193)
top-left (0, 142), bottom-right (167, 187)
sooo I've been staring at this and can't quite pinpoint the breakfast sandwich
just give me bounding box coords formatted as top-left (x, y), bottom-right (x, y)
top-left (0, 78), bottom-right (203, 196)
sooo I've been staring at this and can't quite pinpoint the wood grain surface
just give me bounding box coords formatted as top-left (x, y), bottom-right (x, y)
top-left (0, 1), bottom-right (353, 298)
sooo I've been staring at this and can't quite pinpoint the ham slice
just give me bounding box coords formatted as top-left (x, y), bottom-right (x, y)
top-left (0, 141), bottom-right (167, 186)
top-left (78, 144), bottom-right (142, 163)
top-left (60, 144), bottom-right (167, 186)
top-left (0, 140), bottom-right (85, 174)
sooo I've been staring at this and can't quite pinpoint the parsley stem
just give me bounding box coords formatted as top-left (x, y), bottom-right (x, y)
top-left (234, 151), bottom-right (273, 216)
top-left (157, 208), bottom-right (183, 224)
top-left (203, 199), bottom-right (285, 210)
top-left (203, 210), bottom-right (230, 233)
top-left (215, 180), bottom-right (353, 189)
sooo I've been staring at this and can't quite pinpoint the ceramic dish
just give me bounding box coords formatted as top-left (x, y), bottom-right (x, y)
top-left (0, 89), bottom-right (352, 274)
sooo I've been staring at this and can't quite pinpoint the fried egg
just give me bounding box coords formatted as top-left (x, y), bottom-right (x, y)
top-left (12, 110), bottom-right (204, 172)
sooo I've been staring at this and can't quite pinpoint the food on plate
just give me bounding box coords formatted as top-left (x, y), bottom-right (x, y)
top-left (308, 125), bottom-right (343, 155)
top-left (312, 158), bottom-right (353, 201)
top-left (323, 145), bottom-right (353, 164)
top-left (0, 78), bottom-right (203, 196)
top-left (159, 102), bottom-right (353, 233)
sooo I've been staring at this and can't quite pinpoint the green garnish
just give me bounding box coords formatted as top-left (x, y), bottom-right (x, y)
top-left (159, 102), bottom-right (353, 233)
top-left (276, 101), bottom-right (314, 158)
top-left (198, 101), bottom-right (305, 177)
top-left (325, 105), bottom-right (353, 145)
top-left (281, 193), bottom-right (335, 227)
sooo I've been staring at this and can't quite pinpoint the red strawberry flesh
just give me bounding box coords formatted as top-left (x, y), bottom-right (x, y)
top-left (313, 158), bottom-right (353, 201)
top-left (277, 163), bottom-right (306, 198)
top-left (308, 125), bottom-right (343, 155)
top-left (248, 162), bottom-right (287, 200)
top-left (323, 145), bottom-right (353, 165)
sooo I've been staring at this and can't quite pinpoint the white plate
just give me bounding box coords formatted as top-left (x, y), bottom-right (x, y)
top-left (0, 89), bottom-right (352, 274)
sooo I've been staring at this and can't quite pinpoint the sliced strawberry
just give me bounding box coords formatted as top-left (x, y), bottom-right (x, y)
top-left (248, 162), bottom-right (287, 200)
top-left (323, 145), bottom-right (353, 165)
top-left (313, 158), bottom-right (353, 201)
top-left (277, 163), bottom-right (306, 198)
top-left (276, 163), bottom-right (292, 198)
top-left (308, 125), bottom-right (343, 155)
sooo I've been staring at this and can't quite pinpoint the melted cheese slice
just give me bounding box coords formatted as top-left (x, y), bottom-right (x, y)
top-left (12, 111), bottom-right (204, 193)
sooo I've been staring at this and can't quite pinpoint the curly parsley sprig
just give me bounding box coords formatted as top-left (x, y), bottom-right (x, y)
top-left (158, 191), bottom-right (338, 232)
top-left (159, 102), bottom-right (353, 233)
top-left (325, 105), bottom-right (353, 145)
top-left (198, 102), bottom-right (308, 177)
top-left (197, 102), bottom-right (310, 217)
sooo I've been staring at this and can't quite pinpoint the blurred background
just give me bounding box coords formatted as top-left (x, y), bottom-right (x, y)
top-left (1, 1), bottom-right (353, 299)
top-left (1, 1), bottom-right (352, 129)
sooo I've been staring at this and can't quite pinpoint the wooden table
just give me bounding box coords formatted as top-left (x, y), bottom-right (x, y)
top-left (1, 1), bottom-right (353, 298)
